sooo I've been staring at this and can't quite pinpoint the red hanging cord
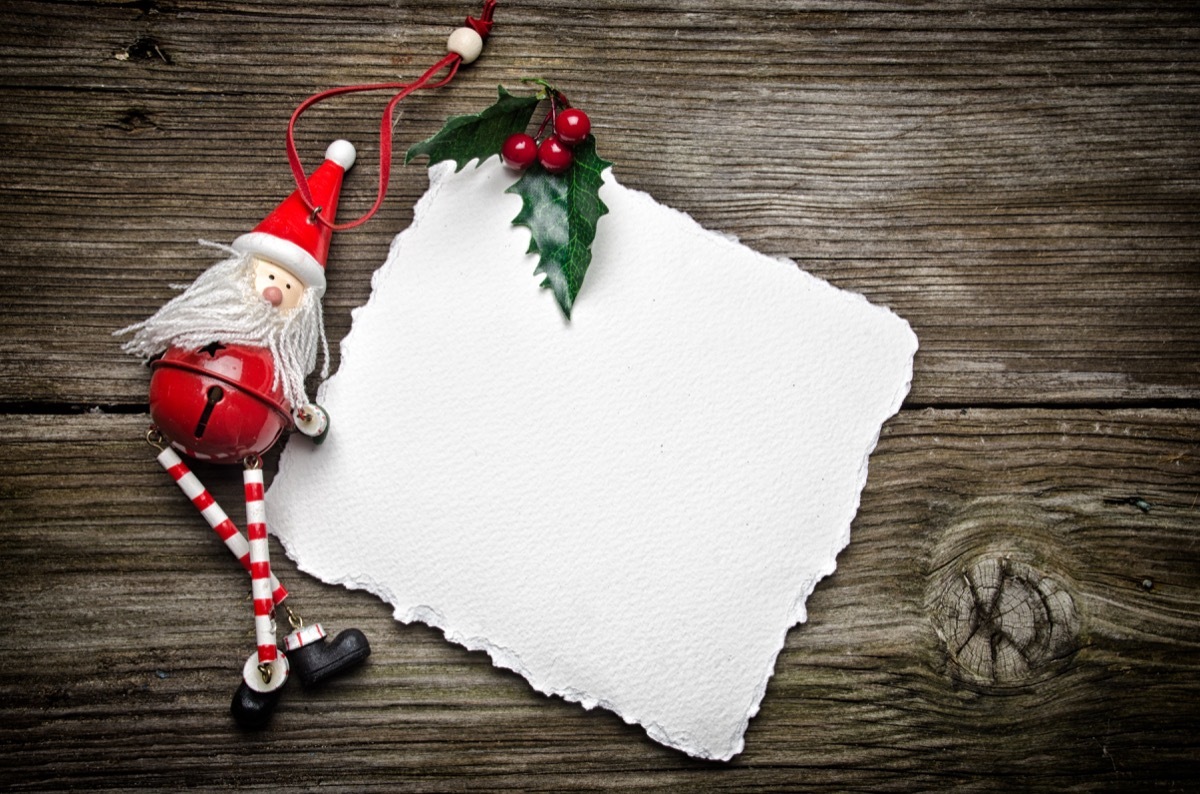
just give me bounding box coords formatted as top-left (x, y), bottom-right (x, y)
top-left (465, 0), bottom-right (497, 37)
top-left (285, 1), bottom-right (498, 231)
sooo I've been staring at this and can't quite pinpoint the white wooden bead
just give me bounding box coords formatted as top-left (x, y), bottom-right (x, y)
top-left (447, 27), bottom-right (484, 64)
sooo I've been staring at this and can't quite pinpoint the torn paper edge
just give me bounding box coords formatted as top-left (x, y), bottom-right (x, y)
top-left (274, 158), bottom-right (918, 761)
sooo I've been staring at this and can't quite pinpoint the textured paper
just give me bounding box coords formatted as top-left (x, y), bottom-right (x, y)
top-left (267, 159), bottom-right (917, 760)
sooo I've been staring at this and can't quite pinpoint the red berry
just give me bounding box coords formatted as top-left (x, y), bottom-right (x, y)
top-left (554, 108), bottom-right (591, 146)
top-left (501, 133), bottom-right (538, 170)
top-left (538, 136), bottom-right (574, 174)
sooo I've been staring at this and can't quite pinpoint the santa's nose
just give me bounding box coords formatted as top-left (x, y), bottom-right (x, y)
top-left (262, 286), bottom-right (284, 306)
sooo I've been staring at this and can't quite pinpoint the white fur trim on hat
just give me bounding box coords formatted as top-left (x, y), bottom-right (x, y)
top-left (231, 232), bottom-right (327, 296)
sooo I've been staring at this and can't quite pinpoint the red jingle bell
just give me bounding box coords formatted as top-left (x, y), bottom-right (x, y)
top-left (149, 344), bottom-right (292, 463)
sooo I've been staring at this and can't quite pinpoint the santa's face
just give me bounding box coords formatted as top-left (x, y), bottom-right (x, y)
top-left (253, 257), bottom-right (306, 310)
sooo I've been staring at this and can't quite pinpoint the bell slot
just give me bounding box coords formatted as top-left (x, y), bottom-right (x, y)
top-left (194, 385), bottom-right (225, 439)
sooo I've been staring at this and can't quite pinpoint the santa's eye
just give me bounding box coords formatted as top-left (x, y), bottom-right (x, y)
top-left (268, 274), bottom-right (275, 281)
top-left (286, 284), bottom-right (292, 290)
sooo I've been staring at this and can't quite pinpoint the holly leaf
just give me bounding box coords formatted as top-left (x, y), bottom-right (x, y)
top-left (405, 86), bottom-right (540, 171)
top-left (507, 136), bottom-right (611, 319)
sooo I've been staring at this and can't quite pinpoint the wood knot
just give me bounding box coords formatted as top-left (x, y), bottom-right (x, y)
top-left (117, 36), bottom-right (172, 64)
top-left (116, 109), bottom-right (159, 134)
top-left (931, 556), bottom-right (1080, 686)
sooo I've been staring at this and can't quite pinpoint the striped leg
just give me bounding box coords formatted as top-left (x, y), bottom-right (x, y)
top-left (156, 446), bottom-right (288, 605)
top-left (243, 463), bottom-right (278, 666)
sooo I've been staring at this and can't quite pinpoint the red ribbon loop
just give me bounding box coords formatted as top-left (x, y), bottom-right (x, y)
top-left (285, 1), bottom-right (497, 232)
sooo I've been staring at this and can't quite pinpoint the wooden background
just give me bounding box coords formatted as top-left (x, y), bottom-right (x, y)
top-left (2, 0), bottom-right (1198, 789)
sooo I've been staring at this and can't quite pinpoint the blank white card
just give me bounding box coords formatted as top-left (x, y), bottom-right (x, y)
top-left (267, 159), bottom-right (917, 760)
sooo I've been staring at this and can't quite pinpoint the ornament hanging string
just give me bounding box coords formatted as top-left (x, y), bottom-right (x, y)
top-left (285, 0), bottom-right (497, 231)
top-left (284, 54), bottom-right (459, 231)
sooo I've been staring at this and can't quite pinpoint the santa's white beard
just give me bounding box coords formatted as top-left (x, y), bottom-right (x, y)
top-left (117, 246), bottom-right (328, 409)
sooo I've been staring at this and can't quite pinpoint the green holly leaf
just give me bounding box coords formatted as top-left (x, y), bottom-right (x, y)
top-left (405, 86), bottom-right (540, 171)
top-left (507, 136), bottom-right (611, 319)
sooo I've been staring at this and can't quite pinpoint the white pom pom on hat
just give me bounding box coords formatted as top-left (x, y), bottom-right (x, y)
top-left (324, 139), bottom-right (357, 170)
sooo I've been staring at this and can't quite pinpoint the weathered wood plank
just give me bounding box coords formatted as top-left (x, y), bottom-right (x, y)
top-left (0, 1), bottom-right (1197, 406)
top-left (1, 410), bottom-right (1196, 789)
top-left (3, 0), bottom-right (1199, 789)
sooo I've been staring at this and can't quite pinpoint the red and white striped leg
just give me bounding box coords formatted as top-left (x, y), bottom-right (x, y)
top-left (243, 461), bottom-right (278, 667)
top-left (155, 446), bottom-right (288, 605)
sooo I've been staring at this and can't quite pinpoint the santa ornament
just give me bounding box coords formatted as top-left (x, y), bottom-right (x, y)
top-left (118, 2), bottom-right (504, 728)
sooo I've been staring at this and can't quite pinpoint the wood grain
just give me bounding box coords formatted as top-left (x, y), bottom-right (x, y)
top-left (1, 0), bottom-right (1199, 788)
top-left (0, 1), bottom-right (1197, 406)
top-left (0, 410), bottom-right (1196, 789)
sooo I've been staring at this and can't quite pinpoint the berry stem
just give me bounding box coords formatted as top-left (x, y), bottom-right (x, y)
top-left (522, 77), bottom-right (570, 111)
top-left (533, 106), bottom-right (554, 140)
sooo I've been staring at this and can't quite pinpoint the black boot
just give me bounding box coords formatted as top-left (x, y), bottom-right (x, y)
top-left (285, 624), bottom-right (371, 687)
top-left (231, 653), bottom-right (289, 729)
top-left (231, 680), bottom-right (284, 729)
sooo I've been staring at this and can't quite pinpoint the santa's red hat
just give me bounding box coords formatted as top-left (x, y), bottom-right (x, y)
top-left (232, 140), bottom-right (356, 297)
